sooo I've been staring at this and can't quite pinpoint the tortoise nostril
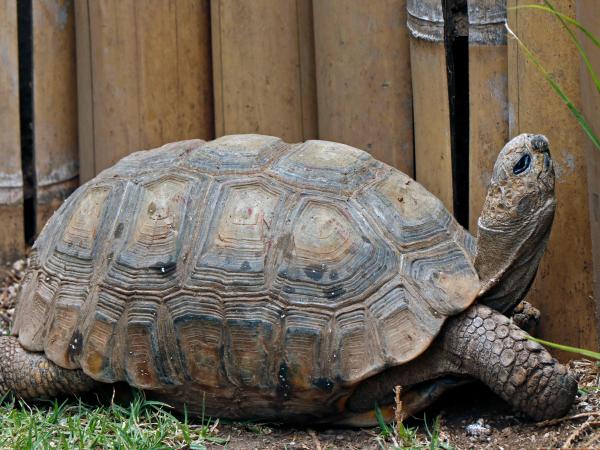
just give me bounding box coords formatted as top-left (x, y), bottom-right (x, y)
top-left (531, 135), bottom-right (549, 153)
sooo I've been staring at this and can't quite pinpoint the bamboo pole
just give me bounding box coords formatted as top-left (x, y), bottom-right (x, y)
top-left (508, 0), bottom-right (598, 353)
top-left (313, 0), bottom-right (414, 174)
top-left (212, 0), bottom-right (317, 142)
top-left (0, 0), bottom-right (24, 262)
top-left (577, 0), bottom-right (600, 348)
top-left (468, 0), bottom-right (509, 231)
top-left (32, 0), bottom-right (79, 232)
top-left (408, 0), bottom-right (454, 212)
top-left (75, 0), bottom-right (214, 182)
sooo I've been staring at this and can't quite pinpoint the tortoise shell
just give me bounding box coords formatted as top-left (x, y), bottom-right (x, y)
top-left (13, 135), bottom-right (479, 420)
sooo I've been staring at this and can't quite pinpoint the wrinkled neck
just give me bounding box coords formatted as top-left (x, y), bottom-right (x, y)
top-left (474, 200), bottom-right (555, 313)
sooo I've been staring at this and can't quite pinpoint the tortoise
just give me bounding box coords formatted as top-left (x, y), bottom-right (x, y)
top-left (0, 133), bottom-right (576, 425)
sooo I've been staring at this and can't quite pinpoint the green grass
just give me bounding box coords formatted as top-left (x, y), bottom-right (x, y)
top-left (0, 394), bottom-right (456, 449)
top-left (0, 391), bottom-right (227, 449)
top-left (374, 406), bottom-right (454, 450)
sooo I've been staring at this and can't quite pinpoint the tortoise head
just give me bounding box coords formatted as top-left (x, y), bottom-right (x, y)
top-left (474, 133), bottom-right (556, 313)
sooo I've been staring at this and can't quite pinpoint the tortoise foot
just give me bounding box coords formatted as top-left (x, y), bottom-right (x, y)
top-left (511, 301), bottom-right (540, 334)
top-left (0, 336), bottom-right (97, 399)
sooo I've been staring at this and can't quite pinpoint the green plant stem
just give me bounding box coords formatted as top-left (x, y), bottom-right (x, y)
top-left (505, 22), bottom-right (600, 152)
top-left (527, 335), bottom-right (600, 360)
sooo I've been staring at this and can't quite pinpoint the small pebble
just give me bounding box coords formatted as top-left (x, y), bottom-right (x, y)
top-left (12, 260), bottom-right (25, 273)
top-left (465, 418), bottom-right (491, 437)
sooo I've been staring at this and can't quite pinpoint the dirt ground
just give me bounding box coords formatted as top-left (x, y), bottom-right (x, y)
top-left (2, 259), bottom-right (600, 449)
top-left (212, 368), bottom-right (600, 450)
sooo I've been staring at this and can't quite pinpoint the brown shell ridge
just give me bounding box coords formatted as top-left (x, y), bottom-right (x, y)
top-left (11, 184), bottom-right (84, 342)
top-left (42, 180), bottom-right (136, 370)
top-left (183, 174), bottom-right (290, 295)
top-left (266, 140), bottom-right (384, 194)
top-left (75, 171), bottom-right (217, 383)
top-left (182, 135), bottom-right (289, 176)
top-left (316, 272), bottom-right (452, 387)
top-left (268, 193), bottom-right (399, 314)
top-left (15, 179), bottom-right (129, 356)
top-left (34, 182), bottom-right (92, 265)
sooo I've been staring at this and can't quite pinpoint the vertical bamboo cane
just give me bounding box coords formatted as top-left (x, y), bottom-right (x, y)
top-left (212, 0), bottom-right (317, 142)
top-left (313, 0), bottom-right (414, 174)
top-left (0, 0), bottom-right (24, 262)
top-left (577, 0), bottom-right (600, 345)
top-left (408, 0), bottom-right (454, 212)
top-left (468, 0), bottom-right (508, 231)
top-left (75, 0), bottom-right (214, 182)
top-left (508, 0), bottom-right (598, 353)
top-left (32, 0), bottom-right (79, 233)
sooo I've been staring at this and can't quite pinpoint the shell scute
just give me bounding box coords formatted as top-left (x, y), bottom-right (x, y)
top-left (166, 295), bottom-right (225, 386)
top-left (366, 277), bottom-right (441, 365)
top-left (186, 134), bottom-right (285, 174)
top-left (282, 309), bottom-right (330, 391)
top-left (124, 301), bottom-right (180, 389)
top-left (79, 288), bottom-right (127, 382)
top-left (187, 177), bottom-right (287, 291)
top-left (269, 140), bottom-right (383, 192)
top-left (100, 139), bottom-right (203, 179)
top-left (272, 197), bottom-right (397, 310)
top-left (16, 274), bottom-right (59, 351)
top-left (224, 316), bottom-right (277, 388)
top-left (357, 171), bottom-right (453, 252)
top-left (45, 182), bottom-right (125, 276)
top-left (402, 241), bottom-right (479, 315)
top-left (105, 174), bottom-right (205, 292)
top-left (45, 285), bottom-right (87, 369)
top-left (55, 186), bottom-right (112, 260)
top-left (334, 308), bottom-right (381, 382)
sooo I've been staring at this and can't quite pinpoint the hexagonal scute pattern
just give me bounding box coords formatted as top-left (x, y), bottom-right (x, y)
top-left (13, 182), bottom-right (124, 353)
top-left (186, 134), bottom-right (286, 174)
top-left (13, 135), bottom-right (481, 420)
top-left (188, 178), bottom-right (287, 292)
top-left (105, 174), bottom-right (201, 291)
top-left (272, 197), bottom-right (397, 310)
top-left (357, 171), bottom-right (454, 252)
top-left (401, 240), bottom-right (479, 316)
top-left (44, 183), bottom-right (124, 277)
top-left (99, 140), bottom-right (203, 179)
top-left (269, 140), bottom-right (384, 193)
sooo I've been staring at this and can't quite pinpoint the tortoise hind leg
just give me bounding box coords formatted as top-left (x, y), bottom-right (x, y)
top-left (0, 336), bottom-right (97, 399)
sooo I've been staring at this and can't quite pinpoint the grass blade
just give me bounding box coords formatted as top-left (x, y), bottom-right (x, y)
top-left (513, 4), bottom-right (600, 49)
top-left (527, 335), bottom-right (600, 360)
top-left (374, 404), bottom-right (391, 438)
top-left (506, 23), bottom-right (600, 152)
top-left (517, 1), bottom-right (600, 97)
top-left (543, 1), bottom-right (600, 96)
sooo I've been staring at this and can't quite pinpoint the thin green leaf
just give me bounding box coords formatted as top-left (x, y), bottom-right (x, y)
top-left (527, 335), bottom-right (600, 360)
top-left (506, 23), bottom-right (600, 151)
top-left (539, 1), bottom-right (600, 96)
top-left (513, 4), bottom-right (600, 49)
top-left (374, 404), bottom-right (391, 438)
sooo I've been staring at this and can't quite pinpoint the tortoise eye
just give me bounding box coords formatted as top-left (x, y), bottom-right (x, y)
top-left (513, 153), bottom-right (531, 175)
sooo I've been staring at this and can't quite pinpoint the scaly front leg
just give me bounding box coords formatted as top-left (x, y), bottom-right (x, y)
top-left (443, 304), bottom-right (576, 420)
